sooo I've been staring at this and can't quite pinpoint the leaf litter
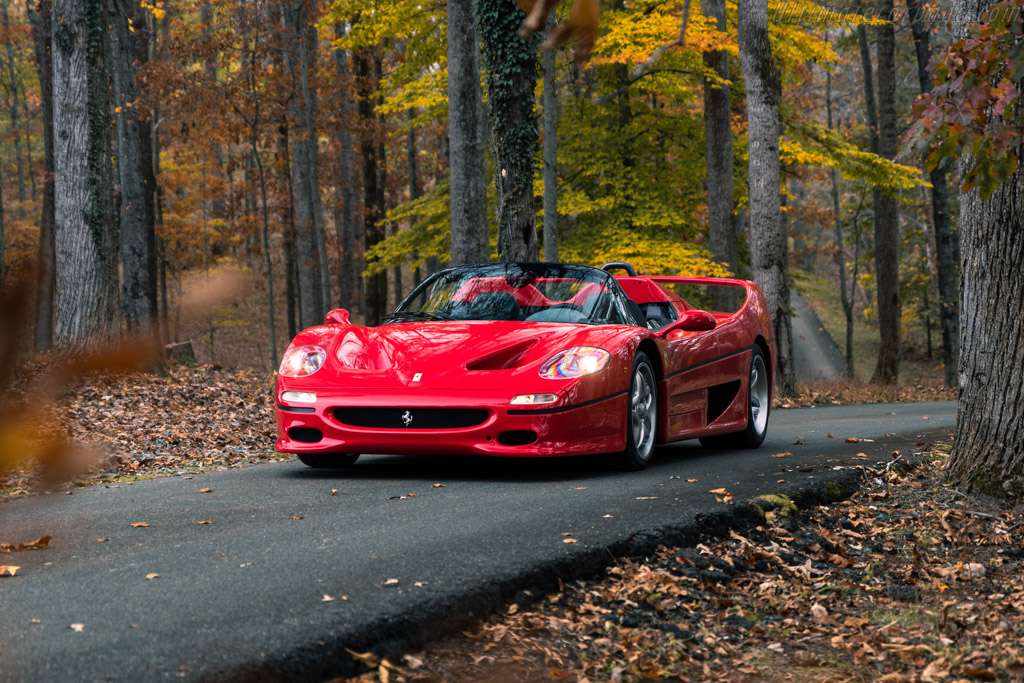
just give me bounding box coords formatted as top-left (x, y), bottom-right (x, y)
top-left (335, 445), bottom-right (1024, 682)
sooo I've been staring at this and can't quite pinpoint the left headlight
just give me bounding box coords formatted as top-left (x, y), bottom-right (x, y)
top-left (539, 346), bottom-right (610, 379)
top-left (279, 345), bottom-right (327, 377)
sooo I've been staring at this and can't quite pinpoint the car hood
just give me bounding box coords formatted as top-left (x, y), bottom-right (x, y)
top-left (287, 321), bottom-right (640, 391)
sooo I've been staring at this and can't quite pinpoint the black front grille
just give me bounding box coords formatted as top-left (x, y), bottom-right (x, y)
top-left (333, 408), bottom-right (489, 429)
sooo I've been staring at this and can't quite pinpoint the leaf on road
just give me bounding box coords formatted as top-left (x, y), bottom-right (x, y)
top-left (827, 433), bottom-right (834, 438)
top-left (383, 578), bottom-right (400, 587)
top-left (686, 478), bottom-right (698, 482)
top-left (635, 496), bottom-right (658, 500)
top-left (0, 565), bottom-right (21, 577)
top-left (322, 594), bottom-right (335, 602)
top-left (845, 437), bottom-right (862, 443)
top-left (96, 538), bottom-right (108, 542)
top-left (292, 516), bottom-right (303, 520)
top-left (563, 538), bottom-right (578, 544)
top-left (130, 523), bottom-right (149, 528)
top-left (345, 648), bottom-right (380, 668)
top-left (145, 573), bottom-right (159, 580)
top-left (0, 535), bottom-right (52, 552)
top-left (431, 483), bottom-right (446, 488)
top-left (70, 623), bottom-right (84, 632)
top-left (331, 489), bottom-right (338, 495)
top-left (709, 487), bottom-right (734, 504)
top-left (793, 437), bottom-right (805, 445)
top-left (708, 488), bottom-right (730, 495)
top-left (199, 488), bottom-right (212, 493)
top-left (197, 520), bottom-right (213, 525)
top-left (771, 451), bottom-right (791, 458)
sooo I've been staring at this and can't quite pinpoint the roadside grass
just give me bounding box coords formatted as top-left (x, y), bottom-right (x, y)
top-left (343, 447), bottom-right (1024, 682)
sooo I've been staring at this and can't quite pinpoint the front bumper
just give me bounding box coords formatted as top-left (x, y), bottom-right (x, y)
top-left (274, 388), bottom-right (627, 457)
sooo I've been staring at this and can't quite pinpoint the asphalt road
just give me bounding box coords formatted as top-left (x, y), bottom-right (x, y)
top-left (791, 289), bottom-right (846, 381)
top-left (0, 402), bottom-right (955, 682)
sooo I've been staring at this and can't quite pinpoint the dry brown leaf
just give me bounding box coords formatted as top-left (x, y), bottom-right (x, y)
top-left (322, 594), bottom-right (334, 602)
top-left (199, 488), bottom-right (212, 493)
top-left (563, 538), bottom-right (578, 544)
top-left (345, 648), bottom-right (379, 668)
top-left (0, 565), bottom-right (21, 577)
top-left (0, 536), bottom-right (52, 552)
top-left (770, 451), bottom-right (790, 458)
top-left (845, 437), bottom-right (862, 443)
top-left (197, 520), bottom-right (213, 525)
top-left (130, 523), bottom-right (149, 528)
top-left (431, 483), bottom-right (446, 488)
top-left (292, 516), bottom-right (303, 520)
top-left (69, 623), bottom-right (84, 632)
top-left (708, 488), bottom-right (730, 495)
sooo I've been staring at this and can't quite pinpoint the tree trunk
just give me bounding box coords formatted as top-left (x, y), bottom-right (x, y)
top-left (479, 0), bottom-right (539, 262)
top-left (333, 29), bottom-right (357, 312)
top-left (2, 0), bottom-right (26, 203)
top-left (0, 159), bottom-right (4, 288)
top-left (109, 0), bottom-right (155, 332)
top-left (826, 69), bottom-right (853, 379)
top-left (278, 122), bottom-right (298, 339)
top-left (870, 0), bottom-right (901, 384)
top-left (285, 0), bottom-right (326, 328)
top-left (737, 0), bottom-right (795, 397)
top-left (447, 0), bottom-right (489, 265)
top-left (52, 0), bottom-right (119, 346)
top-left (541, 14), bottom-right (558, 263)
top-left (907, 0), bottom-right (957, 388)
top-left (356, 51), bottom-right (386, 323)
top-left (945, 0), bottom-right (1024, 500)
top-left (702, 0), bottom-right (736, 312)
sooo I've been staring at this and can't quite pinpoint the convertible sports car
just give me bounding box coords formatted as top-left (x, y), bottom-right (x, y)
top-left (275, 262), bottom-right (775, 470)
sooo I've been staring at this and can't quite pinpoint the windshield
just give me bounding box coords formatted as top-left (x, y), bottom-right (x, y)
top-left (389, 263), bottom-right (629, 325)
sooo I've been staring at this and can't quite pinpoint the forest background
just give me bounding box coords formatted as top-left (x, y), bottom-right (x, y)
top-left (0, 0), bottom-right (1022, 499)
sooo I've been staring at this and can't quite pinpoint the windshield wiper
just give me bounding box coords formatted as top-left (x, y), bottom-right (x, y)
top-left (382, 310), bottom-right (452, 324)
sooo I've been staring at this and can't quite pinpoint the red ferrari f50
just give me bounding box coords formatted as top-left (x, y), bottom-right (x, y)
top-left (275, 262), bottom-right (775, 470)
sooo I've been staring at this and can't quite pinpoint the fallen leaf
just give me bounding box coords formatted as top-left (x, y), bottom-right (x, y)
top-left (793, 437), bottom-right (805, 445)
top-left (331, 489), bottom-right (338, 495)
top-left (635, 496), bottom-right (658, 500)
top-left (130, 523), bottom-right (149, 528)
top-left (292, 516), bottom-right (304, 520)
top-left (197, 520), bottom-right (213, 525)
top-left (686, 478), bottom-right (698, 482)
top-left (0, 565), bottom-right (21, 577)
top-left (345, 648), bottom-right (379, 668)
top-left (563, 538), bottom-right (578, 544)
top-left (766, 642), bottom-right (784, 653)
top-left (827, 433), bottom-right (834, 438)
top-left (70, 623), bottom-right (84, 632)
top-left (322, 594), bottom-right (335, 602)
top-left (383, 578), bottom-right (400, 587)
top-left (414, 581), bottom-right (427, 587)
top-left (845, 437), bottom-right (862, 443)
top-left (810, 603), bottom-right (828, 620)
top-left (770, 451), bottom-right (791, 458)
top-left (431, 483), bottom-right (445, 488)
top-left (145, 573), bottom-right (159, 580)
top-left (31, 618), bottom-right (40, 623)
top-left (708, 488), bottom-right (730, 495)
top-left (96, 538), bottom-right (108, 542)
top-left (199, 488), bottom-right (212, 493)
top-left (0, 536), bottom-right (52, 552)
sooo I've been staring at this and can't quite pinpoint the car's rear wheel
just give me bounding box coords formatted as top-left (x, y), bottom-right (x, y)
top-left (617, 352), bottom-right (658, 471)
top-left (699, 345), bottom-right (770, 449)
top-left (297, 453), bottom-right (360, 468)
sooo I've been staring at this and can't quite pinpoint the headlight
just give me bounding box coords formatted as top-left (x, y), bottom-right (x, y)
top-left (539, 347), bottom-right (610, 379)
top-left (279, 345), bottom-right (327, 377)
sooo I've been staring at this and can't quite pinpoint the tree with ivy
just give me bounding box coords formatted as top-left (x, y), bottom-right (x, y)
top-left (913, 0), bottom-right (1024, 500)
top-left (478, 0), bottom-right (539, 261)
top-left (52, 0), bottom-right (119, 345)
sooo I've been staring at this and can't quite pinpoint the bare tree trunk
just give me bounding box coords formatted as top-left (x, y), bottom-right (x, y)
top-left (738, 0), bottom-right (795, 397)
top-left (109, 0), bottom-right (155, 332)
top-left (907, 0), bottom-right (957, 387)
top-left (52, 0), bottom-right (119, 346)
top-left (479, 0), bottom-right (539, 262)
top-left (2, 0), bottom-right (26, 203)
top-left (278, 122), bottom-right (298, 338)
top-left (333, 29), bottom-right (357, 312)
top-left (826, 69), bottom-right (854, 379)
top-left (447, 0), bottom-right (489, 265)
top-left (356, 51), bottom-right (386, 323)
top-left (541, 14), bottom-right (558, 263)
top-left (702, 0), bottom-right (736, 312)
top-left (870, 0), bottom-right (901, 384)
top-left (285, 0), bottom-right (326, 327)
top-left (0, 161), bottom-right (4, 289)
top-left (945, 0), bottom-right (1024, 500)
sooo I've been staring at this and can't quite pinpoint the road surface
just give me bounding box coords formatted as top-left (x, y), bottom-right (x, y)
top-left (0, 402), bottom-right (955, 682)
top-left (791, 289), bottom-right (846, 380)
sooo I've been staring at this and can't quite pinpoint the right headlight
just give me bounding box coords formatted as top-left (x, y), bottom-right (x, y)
top-left (278, 345), bottom-right (327, 377)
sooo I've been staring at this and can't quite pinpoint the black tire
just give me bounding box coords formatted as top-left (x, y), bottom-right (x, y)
top-left (616, 352), bottom-right (658, 471)
top-left (699, 345), bottom-right (770, 449)
top-left (297, 453), bottom-right (360, 468)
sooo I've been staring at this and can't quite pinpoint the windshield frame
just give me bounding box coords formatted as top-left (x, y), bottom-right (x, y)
top-left (391, 262), bottom-right (639, 327)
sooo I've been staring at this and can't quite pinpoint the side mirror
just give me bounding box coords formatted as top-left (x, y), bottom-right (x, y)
top-left (325, 308), bottom-right (351, 325)
top-left (658, 309), bottom-right (716, 336)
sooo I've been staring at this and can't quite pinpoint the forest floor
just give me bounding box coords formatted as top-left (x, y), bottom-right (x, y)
top-left (335, 448), bottom-right (1024, 683)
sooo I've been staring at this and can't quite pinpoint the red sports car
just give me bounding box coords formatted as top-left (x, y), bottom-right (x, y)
top-left (275, 262), bottom-right (775, 470)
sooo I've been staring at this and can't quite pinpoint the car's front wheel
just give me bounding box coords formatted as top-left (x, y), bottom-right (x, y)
top-left (297, 453), bottom-right (360, 468)
top-left (699, 345), bottom-right (770, 449)
top-left (617, 352), bottom-right (658, 471)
